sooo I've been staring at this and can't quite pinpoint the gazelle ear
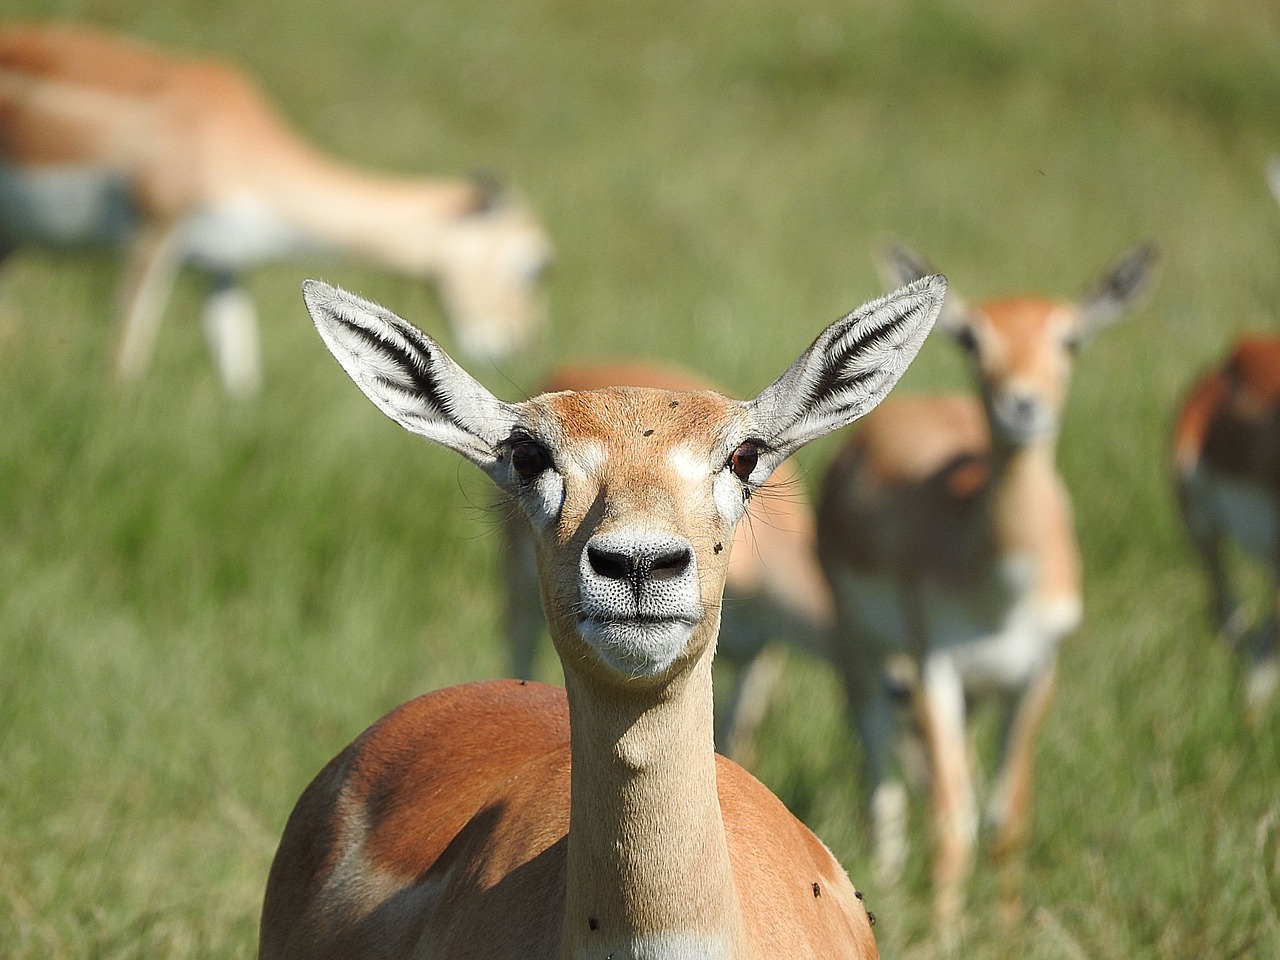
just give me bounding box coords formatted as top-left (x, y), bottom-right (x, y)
top-left (745, 275), bottom-right (946, 471)
top-left (878, 240), bottom-right (971, 339)
top-left (1071, 243), bottom-right (1158, 345)
top-left (302, 280), bottom-right (517, 471)
top-left (877, 239), bottom-right (934, 290)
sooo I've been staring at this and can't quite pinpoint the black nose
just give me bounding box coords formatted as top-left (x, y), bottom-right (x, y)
top-left (588, 544), bottom-right (693, 583)
top-left (588, 545), bottom-right (632, 581)
top-left (648, 545), bottom-right (693, 581)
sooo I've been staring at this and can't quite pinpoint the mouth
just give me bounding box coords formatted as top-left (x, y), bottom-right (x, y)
top-left (992, 410), bottom-right (1056, 445)
top-left (576, 614), bottom-right (701, 677)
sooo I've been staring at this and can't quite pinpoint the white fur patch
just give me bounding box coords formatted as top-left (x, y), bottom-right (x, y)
top-left (523, 471), bottom-right (566, 532)
top-left (568, 439), bottom-right (608, 478)
top-left (712, 471), bottom-right (747, 525)
top-left (183, 194), bottom-right (321, 270)
top-left (666, 445), bottom-right (708, 485)
top-left (830, 559), bottom-right (1071, 696)
top-left (571, 933), bottom-right (733, 960)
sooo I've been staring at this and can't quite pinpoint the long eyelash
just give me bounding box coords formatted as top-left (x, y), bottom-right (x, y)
top-left (487, 488), bottom-right (525, 524)
top-left (738, 470), bottom-right (815, 570)
top-left (747, 470), bottom-right (811, 508)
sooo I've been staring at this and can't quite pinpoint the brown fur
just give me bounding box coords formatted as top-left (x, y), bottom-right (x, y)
top-left (262, 679), bottom-right (876, 959)
top-left (1175, 336), bottom-right (1280, 492)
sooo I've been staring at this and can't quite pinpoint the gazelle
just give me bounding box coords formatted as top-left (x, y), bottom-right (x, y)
top-left (0, 22), bottom-right (550, 395)
top-left (260, 274), bottom-right (946, 959)
top-left (501, 360), bottom-right (835, 765)
top-left (817, 241), bottom-right (1156, 933)
top-left (1174, 335), bottom-right (1280, 720)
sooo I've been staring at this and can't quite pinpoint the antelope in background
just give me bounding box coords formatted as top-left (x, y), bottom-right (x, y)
top-left (501, 360), bottom-right (834, 765)
top-left (260, 276), bottom-right (946, 959)
top-left (1174, 334), bottom-right (1280, 721)
top-left (0, 22), bottom-right (551, 395)
top-left (817, 241), bottom-right (1156, 935)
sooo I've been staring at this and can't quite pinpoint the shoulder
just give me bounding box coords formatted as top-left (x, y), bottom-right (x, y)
top-left (716, 756), bottom-right (878, 957)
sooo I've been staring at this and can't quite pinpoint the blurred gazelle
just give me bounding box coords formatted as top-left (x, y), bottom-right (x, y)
top-left (1174, 335), bottom-right (1280, 720)
top-left (260, 276), bottom-right (946, 959)
top-left (0, 23), bottom-right (551, 395)
top-left (501, 361), bottom-right (835, 765)
top-left (817, 242), bottom-right (1156, 933)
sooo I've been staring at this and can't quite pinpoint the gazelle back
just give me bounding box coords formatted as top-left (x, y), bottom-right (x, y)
top-left (0, 22), bottom-right (551, 394)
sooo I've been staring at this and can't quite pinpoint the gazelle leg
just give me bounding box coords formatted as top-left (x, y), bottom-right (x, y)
top-left (202, 274), bottom-right (263, 396)
top-left (1245, 579), bottom-right (1280, 724)
top-left (987, 659), bottom-right (1058, 927)
top-left (115, 221), bottom-right (185, 383)
top-left (829, 577), bottom-right (914, 885)
top-left (917, 651), bottom-right (976, 942)
top-left (836, 637), bottom-right (910, 886)
top-left (720, 643), bottom-right (787, 768)
top-left (1182, 489), bottom-right (1247, 645)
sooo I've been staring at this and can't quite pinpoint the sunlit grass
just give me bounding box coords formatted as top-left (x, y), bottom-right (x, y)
top-left (2, 0), bottom-right (1280, 957)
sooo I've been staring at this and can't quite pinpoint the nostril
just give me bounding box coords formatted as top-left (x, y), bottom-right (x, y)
top-left (649, 547), bottom-right (692, 581)
top-left (587, 546), bottom-right (632, 581)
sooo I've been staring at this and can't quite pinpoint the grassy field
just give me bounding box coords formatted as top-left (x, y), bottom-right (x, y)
top-left (3, 0), bottom-right (1280, 956)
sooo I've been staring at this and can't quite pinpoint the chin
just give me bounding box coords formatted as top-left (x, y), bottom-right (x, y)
top-left (994, 419), bottom-right (1057, 446)
top-left (578, 618), bottom-right (698, 678)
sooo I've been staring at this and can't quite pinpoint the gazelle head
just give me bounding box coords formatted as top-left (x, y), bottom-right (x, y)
top-left (433, 183), bottom-right (553, 362)
top-left (882, 241), bottom-right (1157, 446)
top-left (303, 277), bottom-right (944, 684)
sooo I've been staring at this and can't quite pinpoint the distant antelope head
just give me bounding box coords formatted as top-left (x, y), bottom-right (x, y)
top-left (304, 276), bottom-right (944, 683)
top-left (432, 183), bottom-right (553, 361)
top-left (881, 241), bottom-right (1158, 446)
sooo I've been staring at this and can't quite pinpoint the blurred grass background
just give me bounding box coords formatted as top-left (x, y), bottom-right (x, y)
top-left (2, 0), bottom-right (1280, 957)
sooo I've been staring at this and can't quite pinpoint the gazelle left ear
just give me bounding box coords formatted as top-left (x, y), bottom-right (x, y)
top-left (745, 275), bottom-right (946, 476)
top-left (1071, 243), bottom-right (1159, 345)
top-left (302, 280), bottom-right (518, 472)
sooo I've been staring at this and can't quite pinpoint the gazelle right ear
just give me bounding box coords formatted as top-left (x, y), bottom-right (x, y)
top-left (878, 240), bottom-right (971, 339)
top-left (302, 280), bottom-right (517, 472)
top-left (1071, 243), bottom-right (1158, 345)
top-left (745, 275), bottom-right (946, 475)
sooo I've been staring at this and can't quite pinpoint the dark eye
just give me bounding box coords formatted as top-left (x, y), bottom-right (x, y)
top-left (728, 442), bottom-right (761, 482)
top-left (952, 325), bottom-right (978, 352)
top-left (510, 439), bottom-right (550, 482)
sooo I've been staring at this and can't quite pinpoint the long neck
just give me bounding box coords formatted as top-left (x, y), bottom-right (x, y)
top-left (986, 434), bottom-right (1060, 556)
top-left (250, 134), bottom-right (478, 274)
top-left (558, 631), bottom-right (744, 960)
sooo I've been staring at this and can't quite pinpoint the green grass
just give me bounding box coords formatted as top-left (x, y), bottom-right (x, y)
top-left (3, 0), bottom-right (1280, 956)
